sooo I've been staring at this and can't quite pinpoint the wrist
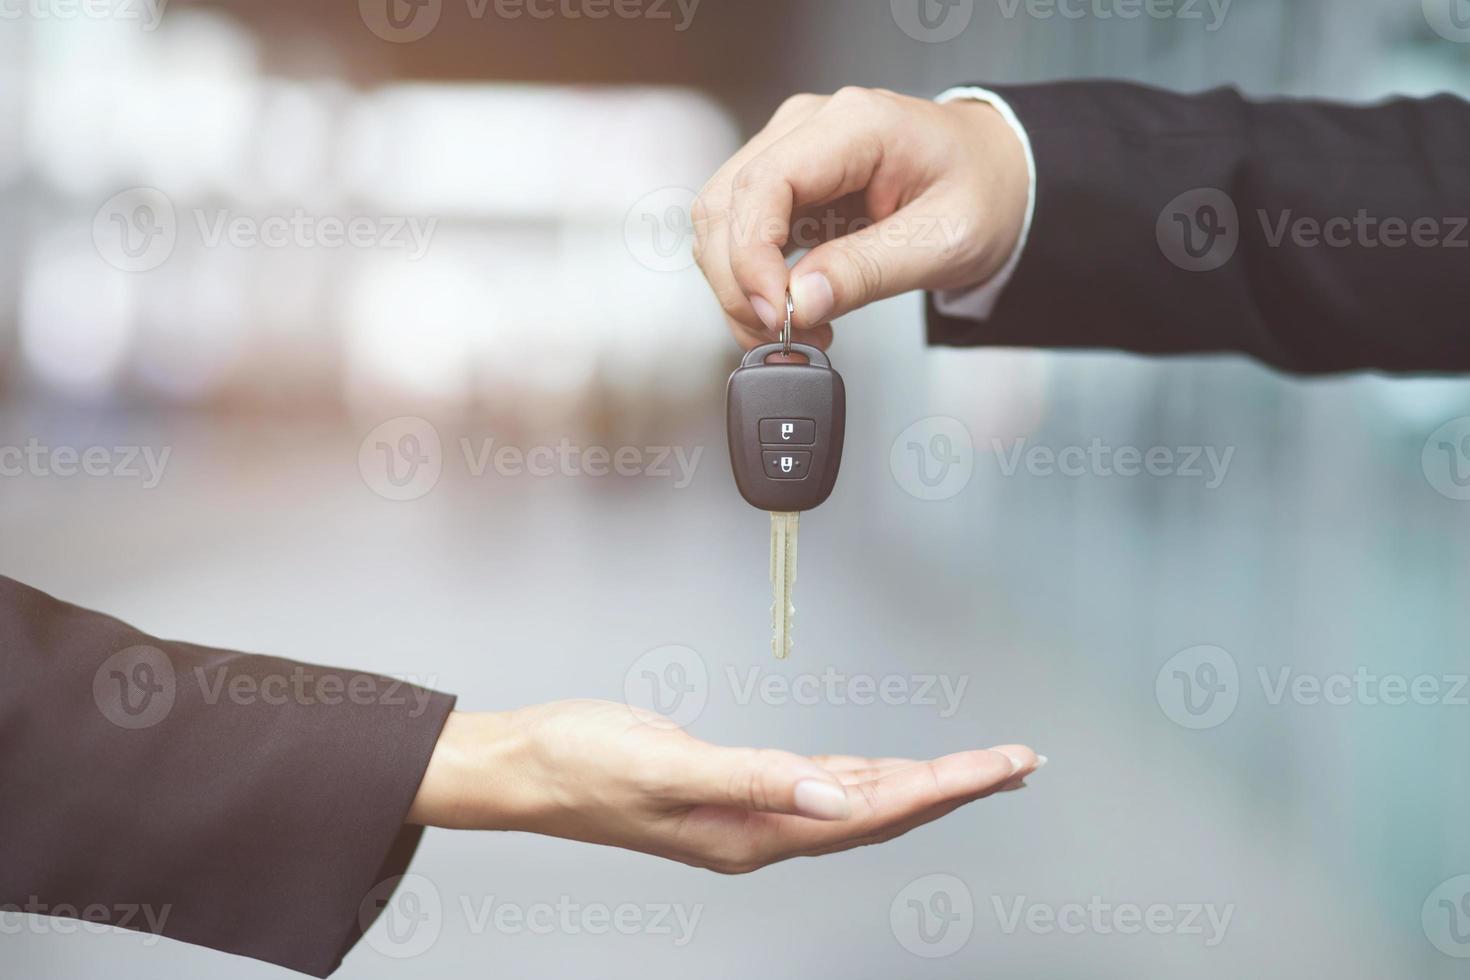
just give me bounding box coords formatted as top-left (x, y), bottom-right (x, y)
top-left (940, 98), bottom-right (1030, 289)
top-left (407, 710), bottom-right (535, 830)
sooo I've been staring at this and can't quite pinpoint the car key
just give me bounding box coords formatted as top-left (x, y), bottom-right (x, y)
top-left (726, 293), bottom-right (846, 658)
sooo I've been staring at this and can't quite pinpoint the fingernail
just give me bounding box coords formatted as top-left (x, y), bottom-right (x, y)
top-left (1035, 755), bottom-right (1049, 770)
top-left (792, 272), bottom-right (834, 325)
top-left (750, 295), bottom-right (781, 333)
top-left (794, 779), bottom-right (852, 821)
top-left (1003, 754), bottom-right (1026, 774)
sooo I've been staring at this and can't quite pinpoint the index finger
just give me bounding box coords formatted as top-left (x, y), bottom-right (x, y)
top-left (694, 95), bottom-right (826, 340)
top-left (726, 97), bottom-right (890, 328)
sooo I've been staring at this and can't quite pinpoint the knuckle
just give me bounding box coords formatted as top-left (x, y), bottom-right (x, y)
top-left (727, 748), bottom-right (777, 810)
top-left (731, 158), bottom-right (775, 198)
top-left (867, 87), bottom-right (905, 105)
top-left (828, 86), bottom-right (901, 127)
top-left (776, 92), bottom-right (822, 118)
top-left (689, 193), bottom-right (719, 260)
top-left (717, 288), bottom-right (751, 321)
top-left (920, 761), bottom-right (945, 797)
top-left (685, 193), bottom-right (720, 235)
top-left (840, 237), bottom-right (886, 302)
top-left (853, 777), bottom-right (883, 815)
top-left (689, 193), bottom-right (711, 234)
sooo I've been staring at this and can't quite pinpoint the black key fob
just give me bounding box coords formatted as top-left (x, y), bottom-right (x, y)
top-left (726, 343), bottom-right (846, 513)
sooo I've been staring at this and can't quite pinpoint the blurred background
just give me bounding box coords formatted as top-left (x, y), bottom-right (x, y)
top-left (5, 0), bottom-right (1470, 976)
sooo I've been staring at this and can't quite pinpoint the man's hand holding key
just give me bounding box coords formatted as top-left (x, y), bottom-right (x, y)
top-left (714, 87), bottom-right (1028, 659)
top-left (692, 86), bottom-right (1029, 349)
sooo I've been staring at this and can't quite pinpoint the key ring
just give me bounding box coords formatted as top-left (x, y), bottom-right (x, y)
top-left (781, 289), bottom-right (795, 355)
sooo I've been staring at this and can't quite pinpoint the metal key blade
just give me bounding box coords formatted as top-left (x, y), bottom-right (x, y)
top-left (770, 511), bottom-right (799, 659)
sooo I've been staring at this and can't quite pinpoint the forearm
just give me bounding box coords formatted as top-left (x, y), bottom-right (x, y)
top-left (930, 81), bottom-right (1470, 374)
top-left (0, 575), bottom-right (453, 978)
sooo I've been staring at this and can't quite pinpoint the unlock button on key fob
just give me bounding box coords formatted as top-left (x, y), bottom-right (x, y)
top-left (762, 451), bottom-right (812, 480)
top-left (759, 419), bottom-right (817, 446)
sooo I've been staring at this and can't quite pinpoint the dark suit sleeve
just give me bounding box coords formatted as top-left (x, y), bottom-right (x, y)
top-left (927, 81), bottom-right (1470, 375)
top-left (0, 574), bottom-right (456, 977)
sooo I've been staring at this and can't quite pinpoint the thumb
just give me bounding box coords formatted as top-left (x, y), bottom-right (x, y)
top-left (788, 210), bottom-right (947, 329)
top-left (674, 746), bottom-right (853, 821)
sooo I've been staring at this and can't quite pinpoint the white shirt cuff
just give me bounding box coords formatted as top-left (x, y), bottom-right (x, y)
top-left (932, 86), bottom-right (1038, 322)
